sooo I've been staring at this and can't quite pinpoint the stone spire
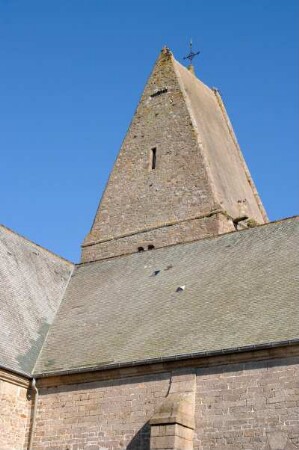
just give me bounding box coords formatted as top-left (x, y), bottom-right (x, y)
top-left (81, 47), bottom-right (267, 263)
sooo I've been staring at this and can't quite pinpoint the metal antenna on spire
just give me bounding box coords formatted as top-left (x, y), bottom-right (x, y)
top-left (183, 39), bottom-right (200, 66)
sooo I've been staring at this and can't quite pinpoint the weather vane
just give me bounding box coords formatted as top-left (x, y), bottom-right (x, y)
top-left (183, 39), bottom-right (200, 66)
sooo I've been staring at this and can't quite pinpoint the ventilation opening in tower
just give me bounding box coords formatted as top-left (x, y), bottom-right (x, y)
top-left (151, 147), bottom-right (157, 170)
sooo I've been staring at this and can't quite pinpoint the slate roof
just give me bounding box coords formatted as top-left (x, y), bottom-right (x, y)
top-left (0, 225), bottom-right (74, 375)
top-left (34, 217), bottom-right (299, 376)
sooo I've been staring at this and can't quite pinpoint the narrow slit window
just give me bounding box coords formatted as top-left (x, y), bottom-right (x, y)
top-left (151, 148), bottom-right (157, 170)
top-left (150, 88), bottom-right (168, 98)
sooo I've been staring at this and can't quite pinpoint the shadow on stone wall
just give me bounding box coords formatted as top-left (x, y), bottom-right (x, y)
top-left (127, 422), bottom-right (150, 450)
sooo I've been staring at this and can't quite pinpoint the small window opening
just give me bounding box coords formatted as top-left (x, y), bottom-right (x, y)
top-left (176, 285), bottom-right (185, 293)
top-left (138, 246), bottom-right (145, 252)
top-left (150, 88), bottom-right (168, 98)
top-left (148, 244), bottom-right (155, 250)
top-left (151, 270), bottom-right (160, 277)
top-left (151, 148), bottom-right (157, 170)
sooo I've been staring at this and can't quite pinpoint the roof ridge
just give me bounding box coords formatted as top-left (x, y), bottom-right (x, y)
top-left (171, 54), bottom-right (220, 211)
top-left (31, 264), bottom-right (75, 376)
top-left (0, 224), bottom-right (74, 265)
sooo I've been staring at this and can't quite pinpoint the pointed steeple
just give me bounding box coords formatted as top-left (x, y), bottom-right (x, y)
top-left (81, 48), bottom-right (267, 263)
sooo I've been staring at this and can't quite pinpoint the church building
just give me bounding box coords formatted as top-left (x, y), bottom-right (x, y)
top-left (0, 47), bottom-right (298, 450)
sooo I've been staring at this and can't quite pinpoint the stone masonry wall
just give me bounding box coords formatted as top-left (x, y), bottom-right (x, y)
top-left (31, 357), bottom-right (299, 449)
top-left (0, 378), bottom-right (31, 450)
top-left (82, 47), bottom-right (266, 263)
top-left (82, 49), bottom-right (219, 263)
top-left (194, 357), bottom-right (299, 450)
top-left (81, 213), bottom-right (234, 263)
top-left (32, 373), bottom-right (171, 450)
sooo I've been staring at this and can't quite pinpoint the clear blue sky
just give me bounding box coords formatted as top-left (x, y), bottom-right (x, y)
top-left (1, 0), bottom-right (298, 262)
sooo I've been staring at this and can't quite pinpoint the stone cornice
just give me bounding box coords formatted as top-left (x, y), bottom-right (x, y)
top-left (35, 343), bottom-right (299, 389)
top-left (0, 368), bottom-right (30, 389)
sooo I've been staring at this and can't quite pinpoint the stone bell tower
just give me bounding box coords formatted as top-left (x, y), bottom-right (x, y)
top-left (81, 47), bottom-right (267, 263)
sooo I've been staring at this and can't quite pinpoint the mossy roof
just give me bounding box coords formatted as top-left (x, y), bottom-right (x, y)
top-left (0, 225), bottom-right (73, 375)
top-left (34, 217), bottom-right (299, 376)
